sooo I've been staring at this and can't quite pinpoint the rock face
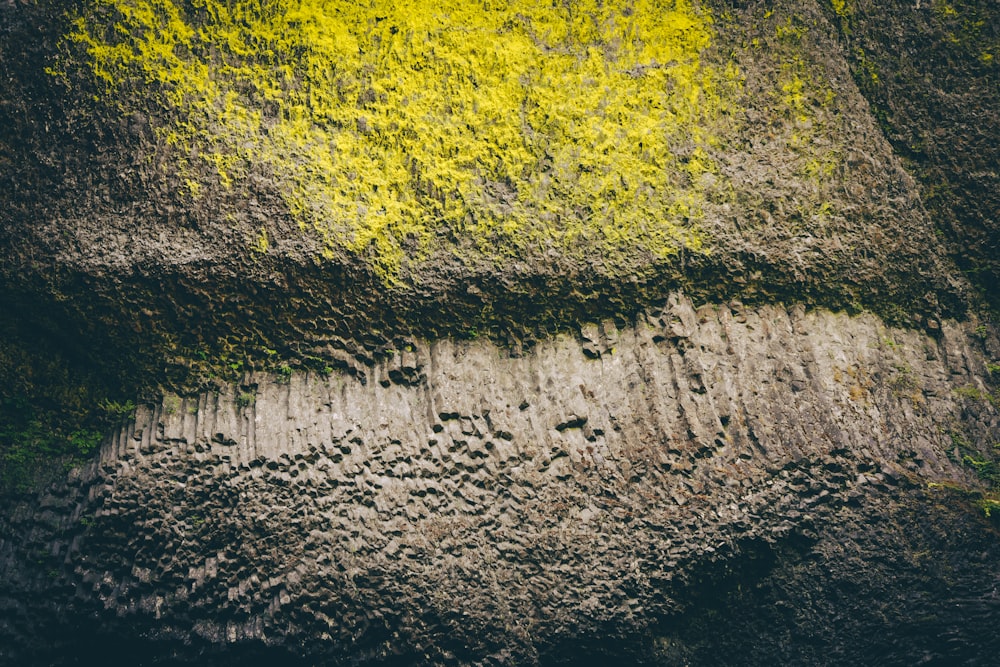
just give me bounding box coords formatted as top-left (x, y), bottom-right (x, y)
top-left (2, 0), bottom-right (1000, 664)
top-left (831, 0), bottom-right (1000, 311)
top-left (3, 295), bottom-right (999, 664)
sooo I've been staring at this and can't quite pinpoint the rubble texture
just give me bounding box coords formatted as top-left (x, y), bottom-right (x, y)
top-left (3, 296), bottom-right (1000, 664)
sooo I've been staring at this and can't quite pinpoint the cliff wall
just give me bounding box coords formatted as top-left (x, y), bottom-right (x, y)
top-left (1, 0), bottom-right (999, 664)
top-left (3, 296), bottom-right (999, 664)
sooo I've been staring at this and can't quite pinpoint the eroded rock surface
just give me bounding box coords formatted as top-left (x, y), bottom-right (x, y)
top-left (2, 2), bottom-right (1000, 664)
top-left (3, 295), bottom-right (998, 665)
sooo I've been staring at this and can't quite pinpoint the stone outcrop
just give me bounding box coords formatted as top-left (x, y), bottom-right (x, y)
top-left (831, 0), bottom-right (1000, 311)
top-left (3, 295), bottom-right (998, 664)
top-left (2, 0), bottom-right (1000, 664)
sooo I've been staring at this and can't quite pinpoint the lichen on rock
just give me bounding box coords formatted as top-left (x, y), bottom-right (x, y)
top-left (59, 0), bottom-right (741, 280)
top-left (2, 1), bottom-right (1000, 662)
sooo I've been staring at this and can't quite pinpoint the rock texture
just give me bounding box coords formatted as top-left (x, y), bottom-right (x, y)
top-left (2, 0), bottom-right (1000, 664)
top-left (0, 0), bottom-right (972, 399)
top-left (831, 0), bottom-right (1000, 310)
top-left (3, 295), bottom-right (999, 664)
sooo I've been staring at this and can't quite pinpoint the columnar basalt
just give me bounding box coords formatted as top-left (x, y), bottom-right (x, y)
top-left (3, 296), bottom-right (998, 664)
top-left (3, 0), bottom-right (1000, 664)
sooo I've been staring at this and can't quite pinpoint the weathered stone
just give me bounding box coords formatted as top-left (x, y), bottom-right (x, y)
top-left (2, 297), bottom-right (999, 664)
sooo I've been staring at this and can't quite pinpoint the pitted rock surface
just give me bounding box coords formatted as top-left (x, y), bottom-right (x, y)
top-left (3, 295), bottom-right (999, 665)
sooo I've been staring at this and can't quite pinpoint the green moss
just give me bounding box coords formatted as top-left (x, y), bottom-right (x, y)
top-left (949, 429), bottom-right (1000, 490)
top-left (928, 481), bottom-right (1000, 523)
top-left (236, 391), bottom-right (255, 408)
top-left (954, 384), bottom-right (1000, 407)
top-left (1, 403), bottom-right (107, 493)
top-left (0, 334), bottom-right (129, 493)
top-left (98, 398), bottom-right (137, 421)
top-left (56, 0), bottom-right (740, 281)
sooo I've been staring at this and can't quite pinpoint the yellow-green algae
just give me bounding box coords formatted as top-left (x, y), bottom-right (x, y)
top-left (59, 0), bottom-right (738, 280)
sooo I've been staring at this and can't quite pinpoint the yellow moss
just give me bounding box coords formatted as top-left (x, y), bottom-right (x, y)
top-left (932, 1), bottom-right (959, 19)
top-left (852, 47), bottom-right (880, 86)
top-left (252, 226), bottom-right (269, 254)
top-left (803, 153), bottom-right (838, 181)
top-left (780, 73), bottom-right (808, 121)
top-left (183, 178), bottom-right (201, 198)
top-left (59, 0), bottom-right (739, 281)
top-left (775, 17), bottom-right (807, 43)
top-left (830, 0), bottom-right (851, 19)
